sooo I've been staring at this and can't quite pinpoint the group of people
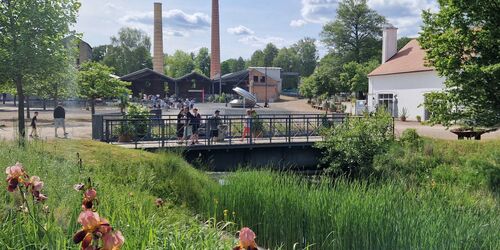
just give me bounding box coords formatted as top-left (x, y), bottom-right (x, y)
top-left (176, 108), bottom-right (222, 145)
top-left (29, 102), bottom-right (68, 139)
top-left (142, 94), bottom-right (197, 111)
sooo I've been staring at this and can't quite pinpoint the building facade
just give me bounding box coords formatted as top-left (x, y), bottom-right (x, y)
top-left (368, 27), bottom-right (444, 121)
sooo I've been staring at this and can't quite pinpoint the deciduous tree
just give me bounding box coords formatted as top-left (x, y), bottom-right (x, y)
top-left (103, 27), bottom-right (153, 76)
top-left (419, 0), bottom-right (500, 127)
top-left (321, 0), bottom-right (385, 63)
top-left (0, 0), bottom-right (80, 139)
top-left (78, 62), bottom-right (130, 114)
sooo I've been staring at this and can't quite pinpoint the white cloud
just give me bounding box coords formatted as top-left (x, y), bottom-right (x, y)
top-left (300, 0), bottom-right (339, 24)
top-left (238, 35), bottom-right (290, 48)
top-left (121, 9), bottom-right (210, 31)
top-left (290, 19), bottom-right (307, 28)
top-left (367, 0), bottom-right (439, 37)
top-left (227, 25), bottom-right (255, 36)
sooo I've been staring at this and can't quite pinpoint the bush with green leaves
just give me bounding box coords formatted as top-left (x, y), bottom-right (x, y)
top-left (315, 109), bottom-right (393, 177)
top-left (400, 128), bottom-right (422, 147)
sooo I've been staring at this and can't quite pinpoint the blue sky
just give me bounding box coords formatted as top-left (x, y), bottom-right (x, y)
top-left (75, 0), bottom-right (438, 60)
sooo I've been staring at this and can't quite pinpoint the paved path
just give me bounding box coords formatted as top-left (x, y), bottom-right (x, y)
top-left (0, 100), bottom-right (498, 141)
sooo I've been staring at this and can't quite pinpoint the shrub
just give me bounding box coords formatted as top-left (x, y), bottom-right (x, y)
top-left (416, 115), bottom-right (422, 122)
top-left (400, 107), bottom-right (408, 121)
top-left (316, 109), bottom-right (394, 177)
top-left (400, 129), bottom-right (422, 147)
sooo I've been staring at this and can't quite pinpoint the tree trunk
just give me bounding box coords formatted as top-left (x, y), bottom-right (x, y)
top-left (43, 100), bottom-right (47, 111)
top-left (26, 96), bottom-right (30, 119)
top-left (15, 75), bottom-right (25, 140)
top-left (2, 93), bottom-right (6, 104)
top-left (91, 98), bottom-right (95, 115)
top-left (13, 95), bottom-right (16, 107)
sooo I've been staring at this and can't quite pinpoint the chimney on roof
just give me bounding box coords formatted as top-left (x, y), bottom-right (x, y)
top-left (153, 2), bottom-right (164, 74)
top-left (210, 0), bottom-right (221, 79)
top-left (382, 24), bottom-right (398, 64)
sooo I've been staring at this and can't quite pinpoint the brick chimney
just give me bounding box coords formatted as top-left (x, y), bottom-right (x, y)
top-left (382, 24), bottom-right (398, 64)
top-left (153, 2), bottom-right (164, 74)
top-left (210, 0), bottom-right (221, 79)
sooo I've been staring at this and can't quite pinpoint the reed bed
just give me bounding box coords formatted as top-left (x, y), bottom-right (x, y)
top-left (203, 170), bottom-right (500, 249)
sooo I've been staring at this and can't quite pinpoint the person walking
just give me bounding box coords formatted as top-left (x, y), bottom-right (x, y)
top-left (29, 111), bottom-right (39, 138)
top-left (54, 102), bottom-right (67, 138)
top-left (208, 110), bottom-right (222, 142)
top-left (190, 108), bottom-right (201, 145)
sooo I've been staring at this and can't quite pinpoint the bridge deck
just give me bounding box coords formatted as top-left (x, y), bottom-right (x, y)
top-left (112, 136), bottom-right (323, 150)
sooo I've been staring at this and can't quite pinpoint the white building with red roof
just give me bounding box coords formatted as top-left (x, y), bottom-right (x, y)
top-left (367, 25), bottom-right (445, 121)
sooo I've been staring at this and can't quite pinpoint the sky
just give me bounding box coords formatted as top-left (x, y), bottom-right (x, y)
top-left (75, 0), bottom-right (438, 60)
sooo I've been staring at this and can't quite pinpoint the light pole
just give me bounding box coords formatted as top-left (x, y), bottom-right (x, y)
top-left (264, 66), bottom-right (268, 108)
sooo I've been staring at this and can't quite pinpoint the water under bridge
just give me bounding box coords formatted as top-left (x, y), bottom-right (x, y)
top-left (92, 113), bottom-right (390, 171)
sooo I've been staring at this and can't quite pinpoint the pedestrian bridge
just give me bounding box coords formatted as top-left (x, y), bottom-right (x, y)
top-left (91, 113), bottom-right (380, 170)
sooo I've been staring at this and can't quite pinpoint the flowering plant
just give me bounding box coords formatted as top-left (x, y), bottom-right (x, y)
top-left (73, 180), bottom-right (124, 250)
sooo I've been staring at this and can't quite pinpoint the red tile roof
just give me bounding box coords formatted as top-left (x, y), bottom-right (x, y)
top-left (368, 39), bottom-right (434, 77)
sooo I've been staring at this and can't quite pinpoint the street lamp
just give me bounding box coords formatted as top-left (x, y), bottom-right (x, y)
top-left (264, 66), bottom-right (268, 108)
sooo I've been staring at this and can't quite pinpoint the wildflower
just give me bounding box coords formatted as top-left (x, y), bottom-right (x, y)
top-left (223, 209), bottom-right (228, 217)
top-left (233, 227), bottom-right (258, 250)
top-left (5, 162), bottom-right (27, 192)
top-left (29, 176), bottom-right (48, 202)
top-left (73, 210), bottom-right (124, 250)
top-left (82, 188), bottom-right (97, 209)
top-left (155, 198), bottom-right (164, 208)
top-left (102, 230), bottom-right (125, 250)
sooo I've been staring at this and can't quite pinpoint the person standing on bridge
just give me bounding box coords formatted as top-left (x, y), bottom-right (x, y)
top-left (182, 107), bottom-right (194, 144)
top-left (241, 109), bottom-right (252, 141)
top-left (190, 108), bottom-right (201, 145)
top-left (176, 109), bottom-right (185, 143)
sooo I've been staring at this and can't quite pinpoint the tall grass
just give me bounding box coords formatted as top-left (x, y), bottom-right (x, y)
top-left (203, 170), bottom-right (499, 249)
top-left (0, 140), bottom-right (233, 249)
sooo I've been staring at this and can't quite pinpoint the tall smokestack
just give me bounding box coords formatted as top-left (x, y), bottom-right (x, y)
top-left (153, 2), bottom-right (164, 74)
top-left (210, 0), bottom-right (221, 79)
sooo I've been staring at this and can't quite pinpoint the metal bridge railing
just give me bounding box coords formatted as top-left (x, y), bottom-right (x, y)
top-left (102, 114), bottom-right (349, 147)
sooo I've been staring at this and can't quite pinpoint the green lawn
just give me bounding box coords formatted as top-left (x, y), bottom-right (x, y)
top-left (0, 140), bottom-right (233, 249)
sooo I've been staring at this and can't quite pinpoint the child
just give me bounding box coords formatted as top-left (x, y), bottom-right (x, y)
top-left (241, 109), bottom-right (252, 141)
top-left (233, 227), bottom-right (258, 250)
top-left (30, 111), bottom-right (39, 138)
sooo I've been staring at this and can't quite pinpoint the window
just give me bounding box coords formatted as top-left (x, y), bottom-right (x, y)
top-left (253, 76), bottom-right (259, 82)
top-left (378, 93), bottom-right (394, 115)
top-left (260, 76), bottom-right (266, 83)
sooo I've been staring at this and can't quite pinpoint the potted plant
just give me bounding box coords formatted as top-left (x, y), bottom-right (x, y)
top-left (416, 115), bottom-right (422, 123)
top-left (400, 107), bottom-right (408, 122)
top-left (116, 122), bottom-right (134, 142)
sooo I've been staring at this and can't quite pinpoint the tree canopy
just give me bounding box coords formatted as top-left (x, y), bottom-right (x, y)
top-left (78, 62), bottom-right (130, 114)
top-left (293, 38), bottom-right (318, 77)
top-left (165, 50), bottom-right (195, 78)
top-left (103, 27), bottom-right (153, 76)
top-left (419, 0), bottom-right (500, 127)
top-left (194, 47), bottom-right (211, 77)
top-left (321, 0), bottom-right (385, 63)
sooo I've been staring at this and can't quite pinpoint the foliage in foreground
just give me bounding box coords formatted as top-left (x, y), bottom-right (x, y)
top-left (204, 171), bottom-right (499, 249)
top-left (0, 140), bottom-right (233, 249)
top-left (203, 138), bottom-right (500, 249)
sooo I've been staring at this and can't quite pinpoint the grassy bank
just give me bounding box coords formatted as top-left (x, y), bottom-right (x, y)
top-left (0, 140), bottom-right (232, 249)
top-left (203, 139), bottom-right (500, 249)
